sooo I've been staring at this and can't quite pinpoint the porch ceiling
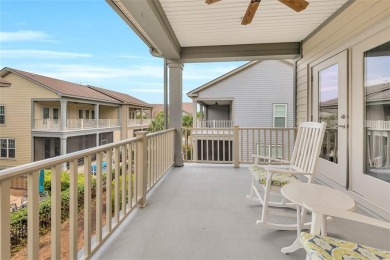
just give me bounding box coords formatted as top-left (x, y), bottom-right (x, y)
top-left (107, 0), bottom-right (352, 62)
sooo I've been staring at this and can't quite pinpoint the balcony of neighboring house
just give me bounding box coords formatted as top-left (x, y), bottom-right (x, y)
top-left (32, 100), bottom-right (121, 132)
top-left (127, 108), bottom-right (152, 128)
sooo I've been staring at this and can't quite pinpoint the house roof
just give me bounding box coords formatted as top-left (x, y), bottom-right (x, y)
top-left (0, 67), bottom-right (121, 103)
top-left (88, 85), bottom-right (153, 109)
top-left (151, 102), bottom-right (193, 118)
top-left (187, 60), bottom-right (292, 97)
top-left (0, 77), bottom-right (11, 87)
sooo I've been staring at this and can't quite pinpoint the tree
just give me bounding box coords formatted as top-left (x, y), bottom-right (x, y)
top-left (148, 112), bottom-right (194, 133)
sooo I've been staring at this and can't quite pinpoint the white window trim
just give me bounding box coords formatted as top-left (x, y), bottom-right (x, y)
top-left (257, 144), bottom-right (283, 159)
top-left (273, 103), bottom-right (287, 128)
top-left (0, 138), bottom-right (16, 159)
top-left (0, 104), bottom-right (5, 125)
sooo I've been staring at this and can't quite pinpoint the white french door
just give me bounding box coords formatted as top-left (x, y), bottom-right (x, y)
top-left (350, 28), bottom-right (390, 211)
top-left (312, 50), bottom-right (348, 188)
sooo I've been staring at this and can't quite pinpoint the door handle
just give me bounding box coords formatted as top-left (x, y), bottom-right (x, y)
top-left (336, 124), bottom-right (348, 128)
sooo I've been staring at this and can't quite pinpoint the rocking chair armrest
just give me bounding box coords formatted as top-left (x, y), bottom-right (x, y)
top-left (252, 154), bottom-right (291, 164)
top-left (263, 166), bottom-right (310, 176)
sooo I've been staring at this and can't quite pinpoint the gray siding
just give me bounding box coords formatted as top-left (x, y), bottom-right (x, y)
top-left (195, 60), bottom-right (294, 128)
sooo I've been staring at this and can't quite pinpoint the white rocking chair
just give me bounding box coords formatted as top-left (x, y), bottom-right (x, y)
top-left (246, 121), bottom-right (327, 230)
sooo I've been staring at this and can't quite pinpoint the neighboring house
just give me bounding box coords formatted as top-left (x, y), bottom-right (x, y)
top-left (150, 102), bottom-right (193, 118)
top-left (187, 60), bottom-right (293, 161)
top-left (0, 67), bottom-right (152, 170)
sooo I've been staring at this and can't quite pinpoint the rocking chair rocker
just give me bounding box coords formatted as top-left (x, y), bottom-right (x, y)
top-left (246, 121), bottom-right (327, 230)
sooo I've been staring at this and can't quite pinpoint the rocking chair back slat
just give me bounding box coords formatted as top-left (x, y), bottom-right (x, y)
top-left (290, 122), bottom-right (327, 181)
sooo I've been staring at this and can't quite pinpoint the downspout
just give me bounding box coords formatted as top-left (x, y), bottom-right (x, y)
top-left (150, 48), bottom-right (168, 129)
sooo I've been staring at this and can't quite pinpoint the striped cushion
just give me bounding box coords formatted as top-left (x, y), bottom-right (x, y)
top-left (300, 232), bottom-right (390, 260)
top-left (249, 165), bottom-right (299, 187)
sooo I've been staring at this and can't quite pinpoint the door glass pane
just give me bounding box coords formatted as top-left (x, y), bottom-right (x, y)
top-left (43, 108), bottom-right (50, 119)
top-left (364, 41), bottom-right (390, 183)
top-left (53, 108), bottom-right (59, 120)
top-left (319, 64), bottom-right (338, 163)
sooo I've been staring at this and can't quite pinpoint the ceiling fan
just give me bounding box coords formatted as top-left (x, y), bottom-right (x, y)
top-left (205, 0), bottom-right (309, 25)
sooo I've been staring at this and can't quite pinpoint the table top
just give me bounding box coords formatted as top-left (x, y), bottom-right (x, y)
top-left (281, 183), bottom-right (356, 211)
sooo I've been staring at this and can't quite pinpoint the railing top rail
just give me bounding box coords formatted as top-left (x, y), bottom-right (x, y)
top-left (0, 136), bottom-right (141, 182)
top-left (238, 127), bottom-right (297, 130)
top-left (147, 128), bottom-right (175, 138)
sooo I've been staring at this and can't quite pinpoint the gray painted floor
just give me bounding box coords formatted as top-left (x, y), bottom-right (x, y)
top-left (93, 164), bottom-right (390, 260)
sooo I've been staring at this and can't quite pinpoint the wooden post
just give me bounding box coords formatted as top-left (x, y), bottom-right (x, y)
top-left (135, 131), bottom-right (148, 207)
top-left (51, 166), bottom-right (61, 259)
top-left (234, 125), bottom-right (240, 168)
top-left (27, 171), bottom-right (40, 260)
top-left (0, 180), bottom-right (11, 260)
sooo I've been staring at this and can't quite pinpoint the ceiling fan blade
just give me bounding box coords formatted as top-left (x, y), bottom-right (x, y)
top-left (278, 0), bottom-right (309, 12)
top-left (241, 0), bottom-right (261, 25)
top-left (205, 0), bottom-right (221, 4)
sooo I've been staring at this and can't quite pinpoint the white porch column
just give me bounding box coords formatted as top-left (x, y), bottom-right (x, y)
top-left (168, 60), bottom-right (183, 167)
top-left (192, 99), bottom-right (197, 128)
top-left (200, 104), bottom-right (204, 122)
top-left (60, 137), bottom-right (67, 171)
top-left (95, 104), bottom-right (100, 128)
top-left (60, 100), bottom-right (67, 130)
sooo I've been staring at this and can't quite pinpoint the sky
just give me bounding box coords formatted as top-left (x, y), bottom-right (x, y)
top-left (0, 1), bottom-right (246, 104)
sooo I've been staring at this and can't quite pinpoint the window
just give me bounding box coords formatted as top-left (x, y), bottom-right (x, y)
top-left (1, 138), bottom-right (15, 158)
top-left (85, 110), bottom-right (90, 119)
top-left (257, 144), bottom-right (283, 159)
top-left (78, 110), bottom-right (84, 119)
top-left (0, 105), bottom-right (5, 124)
top-left (91, 110), bottom-right (95, 119)
top-left (273, 104), bottom-right (287, 128)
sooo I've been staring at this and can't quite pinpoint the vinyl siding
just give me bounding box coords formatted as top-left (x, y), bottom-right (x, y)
top-left (0, 73), bottom-right (58, 168)
top-left (296, 0), bottom-right (390, 123)
top-left (195, 60), bottom-right (294, 128)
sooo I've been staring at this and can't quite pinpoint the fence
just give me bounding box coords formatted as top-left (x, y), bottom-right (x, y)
top-left (0, 129), bottom-right (174, 260)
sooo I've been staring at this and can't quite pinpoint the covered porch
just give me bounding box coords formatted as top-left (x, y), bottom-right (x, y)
top-left (94, 164), bottom-right (389, 259)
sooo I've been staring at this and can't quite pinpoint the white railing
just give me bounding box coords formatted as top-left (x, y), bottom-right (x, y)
top-left (99, 119), bottom-right (120, 128)
top-left (128, 119), bottom-right (141, 127)
top-left (128, 119), bottom-right (152, 127)
top-left (182, 126), bottom-right (297, 165)
top-left (67, 119), bottom-right (97, 129)
top-left (34, 119), bottom-right (60, 130)
top-left (366, 120), bottom-right (390, 130)
top-left (195, 120), bottom-right (233, 128)
top-left (0, 129), bottom-right (174, 259)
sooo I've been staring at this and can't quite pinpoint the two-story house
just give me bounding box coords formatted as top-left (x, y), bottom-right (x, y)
top-left (187, 60), bottom-right (293, 161)
top-left (0, 67), bottom-right (152, 170)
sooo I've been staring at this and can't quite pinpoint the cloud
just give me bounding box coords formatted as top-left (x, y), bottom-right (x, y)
top-left (0, 49), bottom-right (91, 59)
top-left (117, 55), bottom-right (149, 59)
top-left (125, 89), bottom-right (164, 93)
top-left (0, 31), bottom-right (51, 42)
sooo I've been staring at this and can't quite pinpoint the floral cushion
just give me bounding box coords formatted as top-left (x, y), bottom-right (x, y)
top-left (300, 232), bottom-right (390, 260)
top-left (249, 165), bottom-right (299, 187)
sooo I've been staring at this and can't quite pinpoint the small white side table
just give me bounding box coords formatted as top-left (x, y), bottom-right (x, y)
top-left (280, 183), bottom-right (355, 254)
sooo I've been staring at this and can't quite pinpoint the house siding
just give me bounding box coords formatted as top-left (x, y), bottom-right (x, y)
top-left (0, 73), bottom-right (58, 168)
top-left (296, 0), bottom-right (390, 123)
top-left (196, 60), bottom-right (294, 128)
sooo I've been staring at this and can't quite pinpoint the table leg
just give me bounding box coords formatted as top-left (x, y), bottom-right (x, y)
top-left (310, 212), bottom-right (323, 235)
top-left (281, 205), bottom-right (303, 254)
top-left (321, 214), bottom-right (327, 236)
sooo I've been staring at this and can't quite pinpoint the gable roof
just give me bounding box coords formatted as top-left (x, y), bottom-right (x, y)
top-left (0, 77), bottom-right (11, 87)
top-left (88, 86), bottom-right (153, 109)
top-left (0, 67), bottom-right (120, 103)
top-left (151, 102), bottom-right (193, 118)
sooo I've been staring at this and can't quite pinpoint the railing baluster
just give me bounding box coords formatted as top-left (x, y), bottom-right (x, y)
top-left (0, 180), bottom-right (11, 260)
top-left (128, 143), bottom-right (133, 209)
top-left (106, 149), bottom-right (112, 233)
top-left (122, 145), bottom-right (127, 215)
top-left (114, 147), bottom-right (120, 225)
top-left (69, 160), bottom-right (78, 259)
top-left (27, 171), bottom-right (40, 260)
top-left (96, 152), bottom-right (103, 243)
top-left (51, 165), bottom-right (61, 259)
top-left (84, 155), bottom-right (92, 256)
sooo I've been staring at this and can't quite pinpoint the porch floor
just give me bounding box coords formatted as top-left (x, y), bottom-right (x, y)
top-left (93, 164), bottom-right (390, 260)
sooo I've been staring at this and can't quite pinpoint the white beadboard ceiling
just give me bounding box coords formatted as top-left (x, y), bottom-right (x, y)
top-left (159, 0), bottom-right (349, 47)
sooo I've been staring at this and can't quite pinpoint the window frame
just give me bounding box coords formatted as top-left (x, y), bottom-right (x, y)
top-left (0, 105), bottom-right (5, 125)
top-left (0, 138), bottom-right (16, 159)
top-left (273, 103), bottom-right (288, 128)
